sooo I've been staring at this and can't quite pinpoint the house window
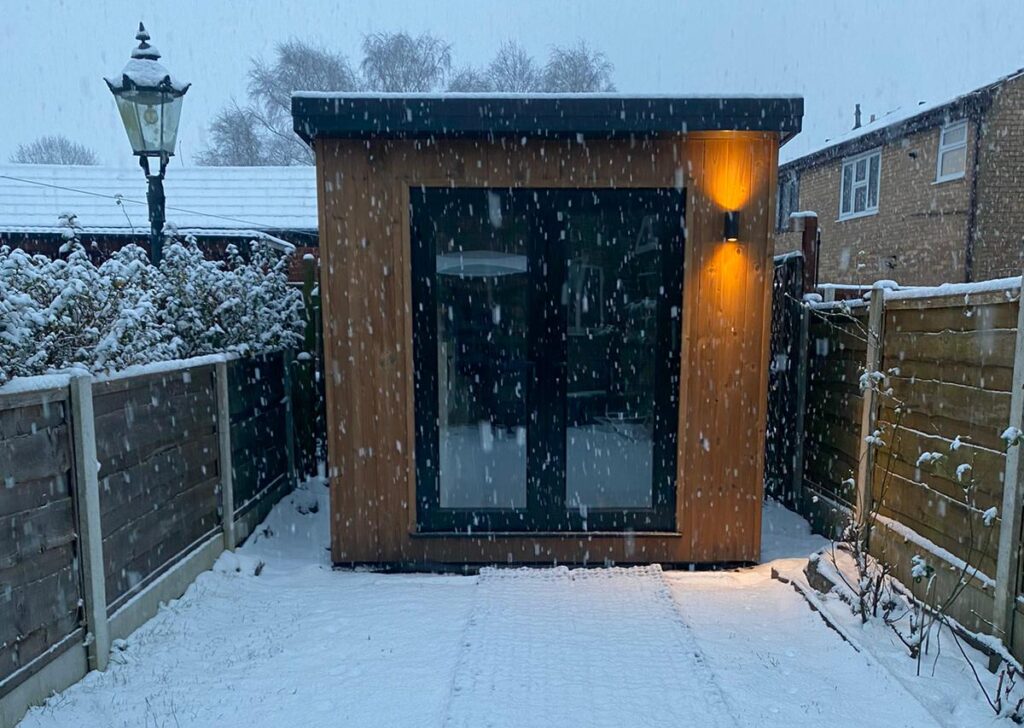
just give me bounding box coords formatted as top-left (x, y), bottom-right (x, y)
top-left (839, 149), bottom-right (881, 220)
top-left (936, 120), bottom-right (968, 182)
top-left (776, 171), bottom-right (799, 231)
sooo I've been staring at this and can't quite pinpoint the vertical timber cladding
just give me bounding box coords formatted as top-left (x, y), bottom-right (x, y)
top-left (316, 133), bottom-right (779, 566)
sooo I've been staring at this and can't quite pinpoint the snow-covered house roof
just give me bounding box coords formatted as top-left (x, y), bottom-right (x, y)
top-left (780, 68), bottom-right (1024, 169)
top-left (0, 164), bottom-right (318, 240)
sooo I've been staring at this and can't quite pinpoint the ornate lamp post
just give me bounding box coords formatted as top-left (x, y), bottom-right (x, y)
top-left (105, 23), bottom-right (190, 265)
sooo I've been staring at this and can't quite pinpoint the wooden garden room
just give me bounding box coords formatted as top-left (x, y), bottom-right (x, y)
top-left (292, 93), bottom-right (803, 568)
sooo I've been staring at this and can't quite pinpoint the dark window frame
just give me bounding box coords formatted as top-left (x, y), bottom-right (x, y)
top-left (410, 187), bottom-right (685, 534)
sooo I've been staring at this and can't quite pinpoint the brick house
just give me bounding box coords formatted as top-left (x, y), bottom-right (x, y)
top-left (0, 164), bottom-right (318, 280)
top-left (776, 68), bottom-right (1024, 286)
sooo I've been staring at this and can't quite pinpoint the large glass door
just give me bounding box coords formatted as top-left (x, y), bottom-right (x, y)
top-left (411, 188), bottom-right (683, 532)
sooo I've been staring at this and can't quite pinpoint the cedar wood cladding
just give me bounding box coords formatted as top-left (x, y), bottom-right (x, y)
top-left (312, 132), bottom-right (780, 566)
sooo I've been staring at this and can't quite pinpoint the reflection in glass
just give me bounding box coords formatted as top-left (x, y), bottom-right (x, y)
top-left (435, 192), bottom-right (529, 508)
top-left (565, 199), bottom-right (670, 509)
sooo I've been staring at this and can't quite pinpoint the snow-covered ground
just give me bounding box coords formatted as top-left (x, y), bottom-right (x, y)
top-left (16, 485), bottom-right (1004, 727)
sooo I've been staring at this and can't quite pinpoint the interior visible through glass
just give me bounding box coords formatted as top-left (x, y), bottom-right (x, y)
top-left (435, 191), bottom-right (529, 508)
top-left (565, 195), bottom-right (665, 509)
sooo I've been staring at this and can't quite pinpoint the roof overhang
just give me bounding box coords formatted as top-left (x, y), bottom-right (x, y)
top-left (292, 93), bottom-right (803, 144)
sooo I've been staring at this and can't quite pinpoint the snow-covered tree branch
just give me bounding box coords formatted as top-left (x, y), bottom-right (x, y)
top-left (0, 217), bottom-right (304, 384)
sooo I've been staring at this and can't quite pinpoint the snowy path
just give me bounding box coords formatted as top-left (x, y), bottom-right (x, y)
top-left (664, 567), bottom-right (945, 727)
top-left (443, 566), bottom-right (735, 727)
top-left (16, 488), bottom-right (972, 727)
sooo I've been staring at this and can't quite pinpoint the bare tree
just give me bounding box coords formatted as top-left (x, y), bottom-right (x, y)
top-left (447, 40), bottom-right (613, 94)
top-left (488, 41), bottom-right (541, 92)
top-left (10, 135), bottom-right (99, 165)
top-left (198, 40), bottom-right (357, 166)
top-left (447, 66), bottom-right (492, 93)
top-left (361, 32), bottom-right (452, 92)
top-left (542, 41), bottom-right (615, 92)
top-left (195, 104), bottom-right (271, 166)
top-left (199, 35), bottom-right (616, 166)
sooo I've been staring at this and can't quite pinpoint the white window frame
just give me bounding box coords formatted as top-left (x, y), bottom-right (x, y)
top-left (935, 120), bottom-right (968, 183)
top-left (838, 148), bottom-right (881, 221)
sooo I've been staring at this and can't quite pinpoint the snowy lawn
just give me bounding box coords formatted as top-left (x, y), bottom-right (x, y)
top-left (17, 490), bottom-right (1001, 727)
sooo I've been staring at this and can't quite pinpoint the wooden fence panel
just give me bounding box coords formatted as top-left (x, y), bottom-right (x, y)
top-left (0, 389), bottom-right (82, 692)
top-left (798, 308), bottom-right (867, 535)
top-left (92, 367), bottom-right (220, 612)
top-left (872, 299), bottom-right (1016, 582)
top-left (228, 353), bottom-right (289, 521)
top-left (781, 290), bottom-right (1020, 647)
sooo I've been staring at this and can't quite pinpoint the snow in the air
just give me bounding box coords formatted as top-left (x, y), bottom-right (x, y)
top-left (14, 486), bottom-right (1004, 728)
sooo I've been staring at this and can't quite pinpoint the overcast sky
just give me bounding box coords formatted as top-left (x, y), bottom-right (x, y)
top-left (3, 0), bottom-right (1023, 167)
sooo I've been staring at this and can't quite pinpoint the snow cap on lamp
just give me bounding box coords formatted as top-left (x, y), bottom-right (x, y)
top-left (105, 22), bottom-right (190, 157)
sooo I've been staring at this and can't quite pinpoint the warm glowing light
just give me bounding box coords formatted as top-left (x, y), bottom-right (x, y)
top-left (698, 134), bottom-right (769, 243)
top-left (706, 242), bottom-right (751, 310)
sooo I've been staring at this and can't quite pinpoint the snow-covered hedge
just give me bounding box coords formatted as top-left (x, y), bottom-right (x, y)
top-left (0, 216), bottom-right (304, 384)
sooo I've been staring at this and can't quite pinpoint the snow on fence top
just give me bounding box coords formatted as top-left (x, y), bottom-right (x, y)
top-left (809, 276), bottom-right (1022, 310)
top-left (0, 164), bottom-right (317, 235)
top-left (883, 275), bottom-right (1021, 302)
top-left (0, 354), bottom-right (240, 398)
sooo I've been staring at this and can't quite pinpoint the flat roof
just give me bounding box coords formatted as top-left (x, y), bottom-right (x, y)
top-left (292, 93), bottom-right (803, 143)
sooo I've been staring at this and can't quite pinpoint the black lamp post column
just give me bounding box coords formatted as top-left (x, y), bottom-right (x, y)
top-left (141, 155), bottom-right (167, 265)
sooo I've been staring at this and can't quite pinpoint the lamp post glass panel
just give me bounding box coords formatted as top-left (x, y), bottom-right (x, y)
top-left (105, 23), bottom-right (189, 264)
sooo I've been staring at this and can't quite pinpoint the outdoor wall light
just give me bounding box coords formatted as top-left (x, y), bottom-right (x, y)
top-left (723, 211), bottom-right (741, 242)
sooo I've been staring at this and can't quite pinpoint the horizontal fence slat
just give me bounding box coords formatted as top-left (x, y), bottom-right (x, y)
top-left (0, 425), bottom-right (72, 485)
top-left (885, 329), bottom-right (1016, 369)
top-left (883, 357), bottom-right (1014, 393)
top-left (99, 434), bottom-right (219, 533)
top-left (0, 400), bottom-right (66, 438)
top-left (0, 499), bottom-right (76, 571)
top-left (887, 302), bottom-right (1019, 334)
top-left (889, 376), bottom-right (1010, 432)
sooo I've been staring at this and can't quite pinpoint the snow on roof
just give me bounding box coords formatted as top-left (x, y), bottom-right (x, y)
top-left (293, 91), bottom-right (804, 100)
top-left (780, 67), bottom-right (1024, 166)
top-left (0, 164), bottom-right (318, 235)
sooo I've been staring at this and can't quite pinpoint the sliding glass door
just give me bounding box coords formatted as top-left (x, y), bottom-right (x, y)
top-left (411, 188), bottom-right (684, 532)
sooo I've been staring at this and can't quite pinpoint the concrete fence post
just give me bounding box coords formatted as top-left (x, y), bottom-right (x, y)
top-left (68, 375), bottom-right (110, 672)
top-left (992, 282), bottom-right (1024, 666)
top-left (215, 360), bottom-right (236, 551)
top-left (855, 284), bottom-right (887, 531)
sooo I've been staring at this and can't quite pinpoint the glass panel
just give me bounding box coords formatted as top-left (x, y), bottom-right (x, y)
top-left (564, 193), bottom-right (675, 509)
top-left (940, 146), bottom-right (966, 177)
top-left (841, 165), bottom-right (853, 213)
top-left (854, 185), bottom-right (867, 213)
top-left (942, 122), bottom-right (967, 146)
top-left (868, 155), bottom-right (880, 207)
top-left (434, 191), bottom-right (529, 508)
top-left (855, 158), bottom-right (867, 182)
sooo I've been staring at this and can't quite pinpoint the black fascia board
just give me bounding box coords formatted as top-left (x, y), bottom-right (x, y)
top-left (292, 94), bottom-right (804, 144)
